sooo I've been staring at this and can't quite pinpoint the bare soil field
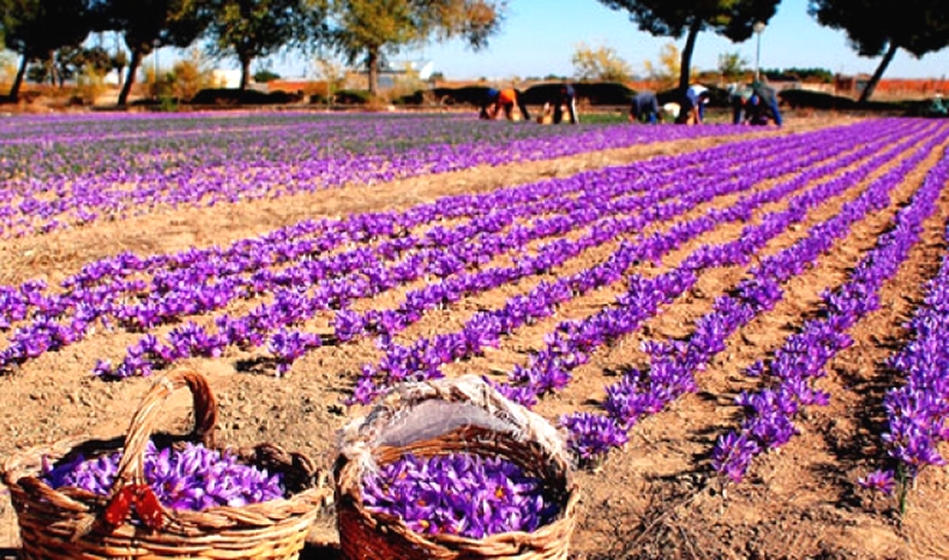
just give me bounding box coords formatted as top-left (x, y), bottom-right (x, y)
top-left (1, 114), bottom-right (947, 559)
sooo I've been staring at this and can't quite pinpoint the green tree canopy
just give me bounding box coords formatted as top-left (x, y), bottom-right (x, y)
top-left (717, 51), bottom-right (749, 82)
top-left (1, 0), bottom-right (92, 100)
top-left (253, 68), bottom-right (281, 82)
top-left (90, 0), bottom-right (212, 106)
top-left (26, 44), bottom-right (112, 87)
top-left (205, 0), bottom-right (328, 90)
top-left (329, 0), bottom-right (505, 95)
top-left (597, 0), bottom-right (781, 91)
top-left (809, 0), bottom-right (949, 102)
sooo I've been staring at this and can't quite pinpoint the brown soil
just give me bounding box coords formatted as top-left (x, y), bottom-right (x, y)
top-left (1, 114), bottom-right (946, 560)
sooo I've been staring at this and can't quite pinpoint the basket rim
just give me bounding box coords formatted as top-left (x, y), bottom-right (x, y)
top-left (1, 369), bottom-right (332, 538)
top-left (333, 377), bottom-right (581, 551)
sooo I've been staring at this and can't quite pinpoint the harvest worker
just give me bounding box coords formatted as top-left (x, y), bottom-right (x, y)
top-left (926, 93), bottom-right (947, 118)
top-left (481, 87), bottom-right (530, 121)
top-left (677, 84), bottom-right (710, 124)
top-left (746, 80), bottom-right (783, 126)
top-left (728, 83), bottom-right (754, 125)
top-left (551, 83), bottom-right (579, 124)
top-left (629, 90), bottom-right (661, 124)
top-left (478, 87), bottom-right (500, 119)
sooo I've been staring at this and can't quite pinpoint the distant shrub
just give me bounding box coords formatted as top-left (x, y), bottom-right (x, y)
top-left (431, 85), bottom-right (492, 106)
top-left (778, 88), bottom-right (920, 114)
top-left (189, 88), bottom-right (302, 106)
top-left (778, 89), bottom-right (856, 110)
top-left (333, 89), bottom-right (371, 105)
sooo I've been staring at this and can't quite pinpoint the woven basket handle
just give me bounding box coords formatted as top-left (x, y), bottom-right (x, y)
top-left (110, 368), bottom-right (217, 495)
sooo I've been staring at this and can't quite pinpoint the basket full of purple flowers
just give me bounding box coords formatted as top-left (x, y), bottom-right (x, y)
top-left (334, 374), bottom-right (579, 559)
top-left (0, 369), bottom-right (331, 560)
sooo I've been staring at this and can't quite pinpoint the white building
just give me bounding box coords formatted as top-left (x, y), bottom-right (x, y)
top-left (210, 69), bottom-right (242, 89)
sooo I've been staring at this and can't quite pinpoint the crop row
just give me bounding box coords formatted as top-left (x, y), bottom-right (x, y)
top-left (0, 113), bottom-right (752, 237)
top-left (0, 120), bottom-right (919, 380)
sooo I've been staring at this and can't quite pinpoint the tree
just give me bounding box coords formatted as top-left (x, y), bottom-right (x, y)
top-left (0, 0), bottom-right (92, 100)
top-left (110, 48), bottom-right (127, 86)
top-left (809, 0), bottom-right (949, 103)
top-left (25, 45), bottom-right (109, 87)
top-left (313, 52), bottom-right (346, 104)
top-left (205, 0), bottom-right (328, 90)
top-left (169, 47), bottom-right (215, 100)
top-left (89, 0), bottom-right (212, 106)
top-left (642, 42), bottom-right (681, 89)
top-left (329, 0), bottom-right (504, 96)
top-left (571, 41), bottom-right (632, 82)
top-left (254, 68), bottom-right (281, 82)
top-left (718, 51), bottom-right (749, 82)
top-left (597, 0), bottom-right (781, 91)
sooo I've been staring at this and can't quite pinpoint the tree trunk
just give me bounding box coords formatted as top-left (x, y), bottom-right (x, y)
top-left (858, 42), bottom-right (898, 105)
top-left (9, 55), bottom-right (28, 102)
top-left (678, 18), bottom-right (702, 91)
top-left (118, 49), bottom-right (143, 107)
top-left (239, 55), bottom-right (252, 90)
top-left (48, 52), bottom-right (57, 86)
top-left (54, 53), bottom-right (65, 89)
top-left (366, 47), bottom-right (379, 97)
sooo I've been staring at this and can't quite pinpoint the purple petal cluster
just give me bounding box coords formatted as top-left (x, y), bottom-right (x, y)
top-left (863, 164), bottom-right (949, 492)
top-left (352, 121), bottom-right (914, 404)
top-left (0, 120), bottom-right (920, 382)
top-left (713, 131), bottom-right (949, 483)
top-left (42, 441), bottom-right (284, 510)
top-left (856, 469), bottom-right (896, 495)
top-left (0, 113), bottom-right (747, 237)
top-left (550, 122), bottom-right (942, 463)
top-left (361, 452), bottom-right (558, 539)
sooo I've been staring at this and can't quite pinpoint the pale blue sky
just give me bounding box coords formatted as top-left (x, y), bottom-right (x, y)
top-left (254, 0), bottom-right (948, 81)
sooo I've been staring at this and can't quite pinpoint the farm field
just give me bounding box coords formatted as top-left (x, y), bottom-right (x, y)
top-left (0, 111), bottom-right (947, 559)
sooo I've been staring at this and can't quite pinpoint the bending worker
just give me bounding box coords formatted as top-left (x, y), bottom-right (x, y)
top-left (746, 81), bottom-right (783, 126)
top-left (629, 90), bottom-right (661, 124)
top-left (677, 84), bottom-right (710, 124)
top-left (552, 83), bottom-right (579, 124)
top-left (480, 87), bottom-right (530, 121)
top-left (478, 88), bottom-right (500, 119)
top-left (728, 83), bottom-right (754, 124)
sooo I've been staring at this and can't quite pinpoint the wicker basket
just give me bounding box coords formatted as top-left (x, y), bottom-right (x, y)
top-left (334, 375), bottom-right (579, 560)
top-left (1, 368), bottom-right (331, 559)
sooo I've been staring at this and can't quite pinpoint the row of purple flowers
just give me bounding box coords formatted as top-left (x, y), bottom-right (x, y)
top-left (712, 127), bottom-right (949, 484)
top-left (351, 121), bottom-right (929, 411)
top-left (1, 113), bottom-right (749, 237)
top-left (0, 123), bottom-right (844, 376)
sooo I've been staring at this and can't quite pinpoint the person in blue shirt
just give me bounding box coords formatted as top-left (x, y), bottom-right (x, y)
top-left (629, 90), bottom-right (661, 124)
top-left (552, 84), bottom-right (579, 124)
top-left (746, 81), bottom-right (783, 126)
top-left (479, 88), bottom-right (500, 119)
top-left (677, 84), bottom-right (710, 124)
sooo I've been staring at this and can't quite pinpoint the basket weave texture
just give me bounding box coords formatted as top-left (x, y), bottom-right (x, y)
top-left (1, 369), bottom-right (331, 560)
top-left (334, 375), bottom-right (579, 560)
